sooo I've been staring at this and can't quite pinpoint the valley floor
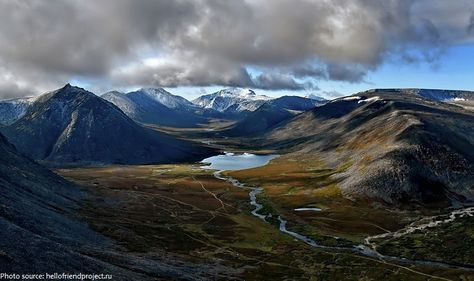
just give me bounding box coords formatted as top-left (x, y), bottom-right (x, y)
top-left (57, 161), bottom-right (474, 280)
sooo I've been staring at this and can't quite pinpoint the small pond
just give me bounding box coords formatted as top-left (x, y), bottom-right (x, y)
top-left (201, 152), bottom-right (278, 171)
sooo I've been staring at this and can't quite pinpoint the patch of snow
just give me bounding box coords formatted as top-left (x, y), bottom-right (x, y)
top-left (294, 208), bottom-right (322, 212)
top-left (358, 96), bottom-right (380, 103)
top-left (341, 96), bottom-right (362, 101)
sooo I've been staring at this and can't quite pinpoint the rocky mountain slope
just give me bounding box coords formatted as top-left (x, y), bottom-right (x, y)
top-left (0, 131), bottom-right (111, 273)
top-left (103, 88), bottom-right (327, 128)
top-left (1, 84), bottom-right (215, 165)
top-left (265, 95), bottom-right (326, 110)
top-left (192, 88), bottom-right (272, 114)
top-left (128, 88), bottom-right (196, 110)
top-left (262, 90), bottom-right (474, 206)
top-left (0, 130), bottom-right (221, 279)
top-left (102, 88), bottom-right (221, 127)
top-left (100, 90), bottom-right (138, 117)
top-left (0, 97), bottom-right (35, 125)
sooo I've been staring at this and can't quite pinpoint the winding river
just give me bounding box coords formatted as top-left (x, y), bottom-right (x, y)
top-left (201, 153), bottom-right (474, 272)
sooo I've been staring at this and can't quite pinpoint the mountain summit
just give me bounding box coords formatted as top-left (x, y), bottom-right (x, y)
top-left (192, 88), bottom-right (272, 113)
top-left (130, 88), bottom-right (196, 110)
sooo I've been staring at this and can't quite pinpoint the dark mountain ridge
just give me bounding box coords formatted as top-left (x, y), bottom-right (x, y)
top-left (364, 88), bottom-right (474, 103)
top-left (223, 95), bottom-right (326, 137)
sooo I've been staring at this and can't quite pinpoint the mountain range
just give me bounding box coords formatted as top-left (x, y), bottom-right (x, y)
top-left (102, 87), bottom-right (323, 127)
top-left (102, 88), bottom-right (217, 127)
top-left (0, 84), bottom-right (215, 165)
top-left (1, 86), bottom-right (325, 129)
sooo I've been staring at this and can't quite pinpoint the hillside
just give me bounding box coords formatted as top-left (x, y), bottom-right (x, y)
top-left (262, 91), bottom-right (474, 206)
top-left (0, 131), bottom-right (110, 272)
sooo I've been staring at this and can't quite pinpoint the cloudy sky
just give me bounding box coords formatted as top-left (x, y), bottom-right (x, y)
top-left (1, 0), bottom-right (474, 100)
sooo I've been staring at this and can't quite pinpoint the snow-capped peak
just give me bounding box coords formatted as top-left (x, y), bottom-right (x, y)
top-left (192, 88), bottom-right (273, 113)
top-left (216, 88), bottom-right (271, 100)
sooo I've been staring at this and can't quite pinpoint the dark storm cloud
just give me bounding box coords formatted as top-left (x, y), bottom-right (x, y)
top-left (289, 63), bottom-right (366, 83)
top-left (326, 64), bottom-right (369, 83)
top-left (252, 73), bottom-right (317, 90)
top-left (290, 65), bottom-right (327, 80)
top-left (112, 57), bottom-right (310, 90)
top-left (0, 0), bottom-right (197, 75)
top-left (112, 57), bottom-right (255, 89)
top-left (0, 0), bottom-right (473, 98)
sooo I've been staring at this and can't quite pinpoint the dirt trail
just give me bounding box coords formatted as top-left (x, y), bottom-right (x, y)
top-left (192, 176), bottom-right (228, 212)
